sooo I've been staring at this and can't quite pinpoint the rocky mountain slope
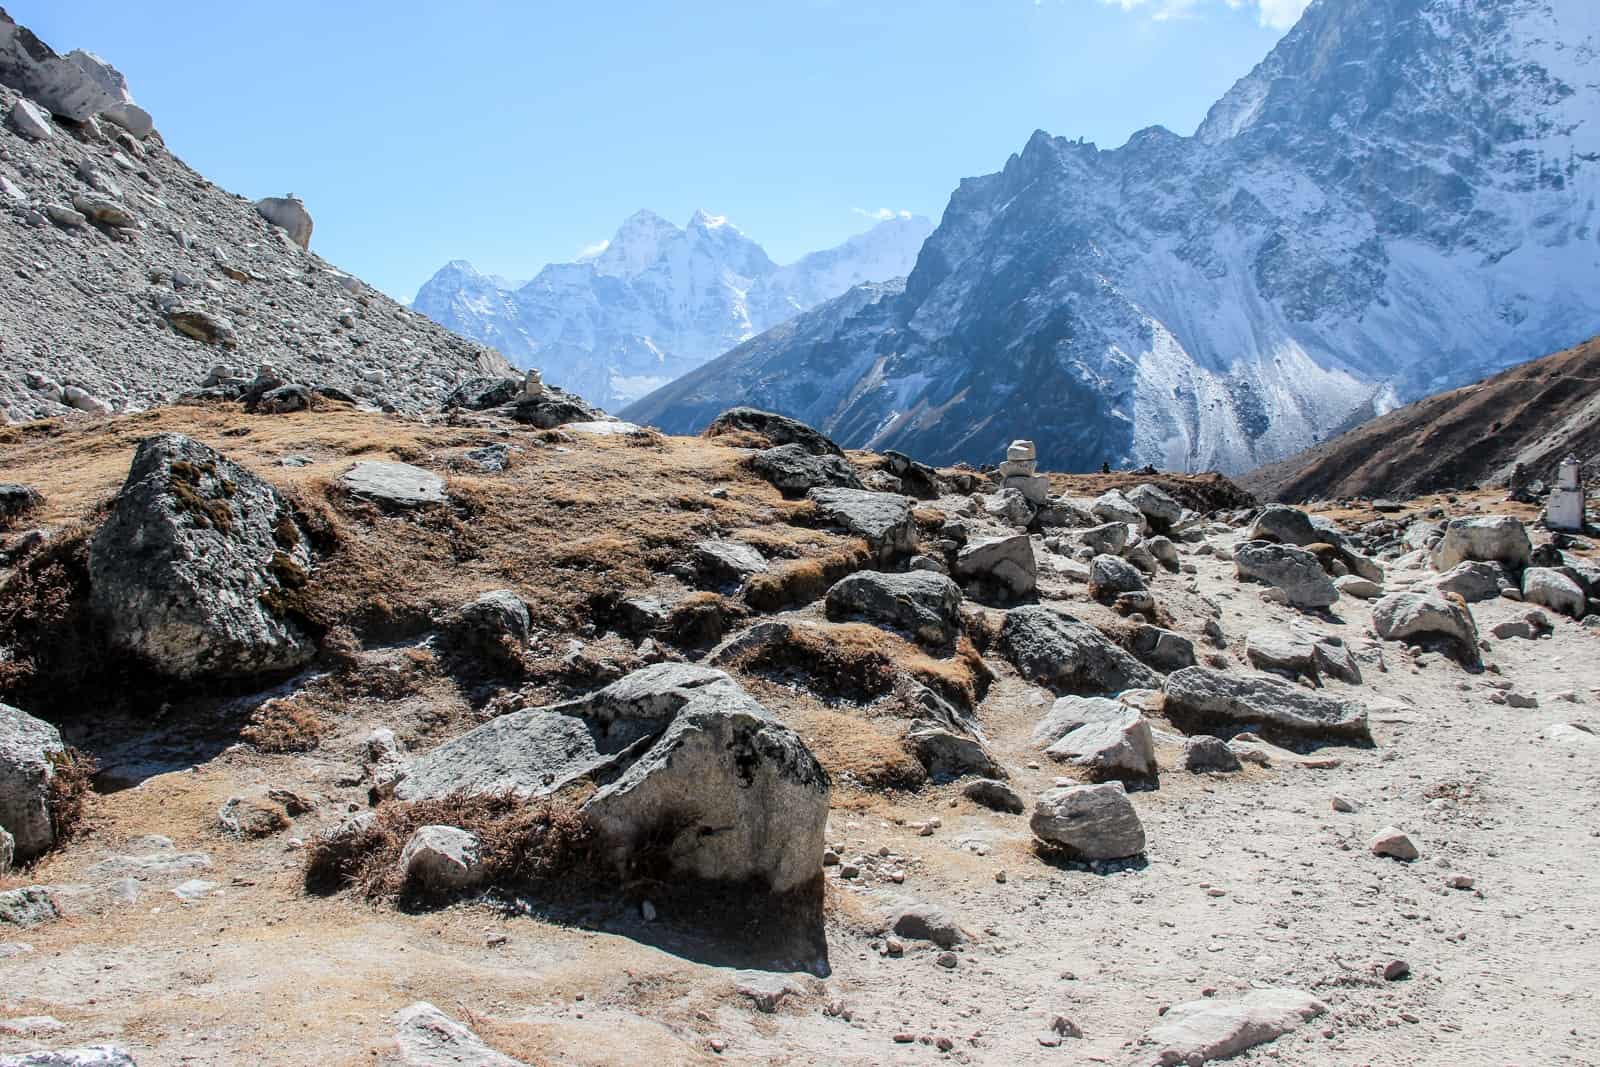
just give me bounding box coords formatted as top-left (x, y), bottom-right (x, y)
top-left (0, 9), bottom-right (512, 424)
top-left (412, 211), bottom-right (932, 410)
top-left (627, 0), bottom-right (1600, 474)
top-left (1243, 333), bottom-right (1600, 502)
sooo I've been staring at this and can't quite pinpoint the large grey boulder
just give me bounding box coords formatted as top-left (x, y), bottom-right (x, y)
top-left (1232, 541), bottom-right (1338, 608)
top-left (1431, 515), bottom-right (1532, 572)
top-left (1077, 522), bottom-right (1129, 556)
top-left (1371, 591), bottom-right (1479, 664)
top-left (340, 460), bottom-right (447, 508)
top-left (1032, 695), bottom-right (1130, 749)
top-left (395, 664), bottom-right (828, 894)
top-left (1088, 553), bottom-right (1145, 602)
top-left (706, 408), bottom-right (843, 456)
top-left (999, 606), bottom-right (1163, 694)
top-left (806, 487), bottom-right (917, 560)
top-left (954, 534), bottom-right (1036, 600)
top-left (88, 435), bottom-right (316, 681)
top-left (63, 50), bottom-right (152, 137)
top-left (1, 704), bottom-right (64, 862)
top-left (1045, 710), bottom-right (1157, 786)
top-left (1162, 667), bottom-right (1372, 747)
top-left (1030, 782), bottom-right (1145, 860)
top-left (1126, 484), bottom-right (1182, 529)
top-left (1523, 567), bottom-right (1586, 619)
top-left (255, 195), bottom-right (313, 250)
top-left (1091, 489), bottom-right (1145, 530)
top-left (1246, 504), bottom-right (1320, 546)
top-left (824, 570), bottom-right (963, 645)
top-left (0, 12), bottom-right (132, 122)
top-left (751, 444), bottom-right (861, 496)
top-left (1145, 988), bottom-right (1326, 1066)
top-left (1431, 560), bottom-right (1507, 603)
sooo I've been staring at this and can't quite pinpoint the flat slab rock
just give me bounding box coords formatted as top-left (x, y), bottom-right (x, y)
top-left (1145, 988), bottom-right (1326, 1065)
top-left (1163, 666), bottom-right (1372, 747)
top-left (390, 1001), bottom-right (528, 1066)
top-left (340, 460), bottom-right (447, 507)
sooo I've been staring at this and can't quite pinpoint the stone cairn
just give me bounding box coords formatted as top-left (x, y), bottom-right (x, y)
top-left (1545, 454), bottom-right (1586, 531)
top-left (999, 439), bottom-right (1050, 505)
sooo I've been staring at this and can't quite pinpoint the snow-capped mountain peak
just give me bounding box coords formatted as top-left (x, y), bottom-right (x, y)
top-left (413, 210), bottom-right (934, 410)
top-left (625, 0), bottom-right (1600, 474)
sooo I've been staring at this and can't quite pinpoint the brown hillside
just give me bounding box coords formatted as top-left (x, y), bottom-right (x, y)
top-left (1242, 335), bottom-right (1600, 502)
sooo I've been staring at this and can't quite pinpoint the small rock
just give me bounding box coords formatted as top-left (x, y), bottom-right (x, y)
top-left (1370, 827), bottom-right (1418, 861)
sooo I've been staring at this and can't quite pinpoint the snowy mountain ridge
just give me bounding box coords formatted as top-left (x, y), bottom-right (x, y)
top-left (625, 0), bottom-right (1600, 474)
top-left (413, 211), bottom-right (932, 409)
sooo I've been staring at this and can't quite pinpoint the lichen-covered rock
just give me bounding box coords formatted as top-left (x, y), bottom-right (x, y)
top-left (88, 434), bottom-right (315, 681)
top-left (751, 444), bottom-right (862, 496)
top-left (807, 487), bottom-right (918, 560)
top-left (825, 570), bottom-right (963, 645)
top-left (1088, 553), bottom-right (1145, 602)
top-left (1000, 607), bottom-right (1163, 695)
top-left (0, 703), bottom-right (64, 861)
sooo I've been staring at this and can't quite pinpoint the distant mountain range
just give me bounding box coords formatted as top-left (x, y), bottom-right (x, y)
top-left (412, 211), bottom-right (932, 409)
top-left (625, 0), bottom-right (1600, 474)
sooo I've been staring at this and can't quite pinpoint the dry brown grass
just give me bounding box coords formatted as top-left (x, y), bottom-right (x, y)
top-left (240, 696), bottom-right (330, 753)
top-left (787, 705), bottom-right (928, 792)
top-left (302, 791), bottom-right (595, 907)
top-left (721, 621), bottom-right (989, 712)
top-left (743, 544), bottom-right (872, 612)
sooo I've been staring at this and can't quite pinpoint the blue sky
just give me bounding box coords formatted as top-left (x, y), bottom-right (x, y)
top-left (20, 1), bottom-right (1302, 300)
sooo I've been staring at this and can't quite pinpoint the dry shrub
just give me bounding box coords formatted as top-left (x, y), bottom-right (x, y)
top-left (241, 696), bottom-right (329, 753)
top-left (47, 746), bottom-right (99, 843)
top-left (302, 791), bottom-right (594, 907)
top-left (743, 544), bottom-right (872, 612)
top-left (911, 507), bottom-right (948, 531)
top-left (0, 523), bottom-right (136, 715)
